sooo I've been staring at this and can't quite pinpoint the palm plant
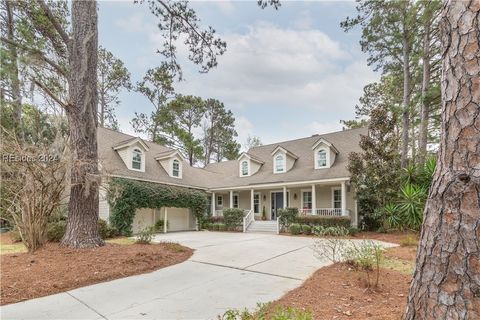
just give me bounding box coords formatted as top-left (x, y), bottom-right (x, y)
top-left (398, 184), bottom-right (427, 230)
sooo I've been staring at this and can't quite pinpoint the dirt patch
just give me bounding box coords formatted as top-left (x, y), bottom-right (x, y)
top-left (268, 263), bottom-right (411, 320)
top-left (0, 232), bottom-right (15, 245)
top-left (1, 242), bottom-right (192, 305)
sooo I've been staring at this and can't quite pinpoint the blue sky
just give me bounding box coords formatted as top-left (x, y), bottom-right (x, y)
top-left (98, 0), bottom-right (379, 147)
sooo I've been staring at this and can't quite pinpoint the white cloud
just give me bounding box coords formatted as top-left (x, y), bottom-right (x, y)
top-left (235, 116), bottom-right (254, 149)
top-left (172, 22), bottom-right (377, 115)
top-left (306, 121), bottom-right (343, 135)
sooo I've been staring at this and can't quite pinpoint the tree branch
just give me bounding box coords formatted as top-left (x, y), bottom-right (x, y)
top-left (0, 37), bottom-right (68, 78)
top-left (36, 0), bottom-right (70, 46)
top-left (32, 78), bottom-right (68, 109)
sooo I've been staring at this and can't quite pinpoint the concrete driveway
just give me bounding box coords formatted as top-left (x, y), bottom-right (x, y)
top-left (1, 231), bottom-right (396, 320)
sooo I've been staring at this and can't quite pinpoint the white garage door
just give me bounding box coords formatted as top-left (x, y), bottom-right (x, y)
top-left (166, 207), bottom-right (194, 232)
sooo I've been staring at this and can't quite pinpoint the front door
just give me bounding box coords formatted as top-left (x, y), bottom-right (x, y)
top-left (271, 192), bottom-right (289, 220)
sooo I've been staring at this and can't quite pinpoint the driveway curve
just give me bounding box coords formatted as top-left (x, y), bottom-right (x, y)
top-left (1, 231), bottom-right (396, 320)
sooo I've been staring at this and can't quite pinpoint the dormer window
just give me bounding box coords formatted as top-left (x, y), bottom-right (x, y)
top-left (241, 161), bottom-right (248, 176)
top-left (172, 159), bottom-right (180, 177)
top-left (275, 154), bottom-right (285, 173)
top-left (317, 149), bottom-right (327, 168)
top-left (132, 149), bottom-right (142, 170)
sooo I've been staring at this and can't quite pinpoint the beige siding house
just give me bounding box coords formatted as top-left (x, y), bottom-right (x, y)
top-left (97, 127), bottom-right (366, 233)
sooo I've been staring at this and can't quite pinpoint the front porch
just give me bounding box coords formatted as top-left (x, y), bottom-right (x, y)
top-left (208, 179), bottom-right (357, 227)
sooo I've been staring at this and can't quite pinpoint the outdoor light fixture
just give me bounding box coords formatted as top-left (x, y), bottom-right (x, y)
top-left (293, 193), bottom-right (297, 200)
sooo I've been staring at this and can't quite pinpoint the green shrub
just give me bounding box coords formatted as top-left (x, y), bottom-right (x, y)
top-left (223, 208), bottom-right (244, 230)
top-left (218, 303), bottom-right (312, 320)
top-left (348, 227), bottom-right (359, 236)
top-left (301, 224), bottom-right (312, 235)
top-left (270, 305), bottom-right (313, 320)
top-left (278, 207), bottom-right (298, 229)
top-left (97, 219), bottom-right (120, 239)
top-left (203, 222), bottom-right (212, 230)
top-left (47, 220), bottom-right (66, 242)
top-left (290, 223), bottom-right (301, 235)
top-left (136, 227), bottom-right (154, 244)
top-left (295, 215), bottom-right (351, 228)
top-left (154, 219), bottom-right (170, 232)
top-left (314, 225), bottom-right (349, 237)
top-left (210, 216), bottom-right (225, 223)
top-left (212, 223), bottom-right (220, 231)
top-left (218, 223), bottom-right (226, 231)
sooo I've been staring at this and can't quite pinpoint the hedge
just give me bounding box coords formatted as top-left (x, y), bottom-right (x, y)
top-left (223, 208), bottom-right (244, 230)
top-left (294, 216), bottom-right (351, 228)
top-left (107, 178), bottom-right (208, 235)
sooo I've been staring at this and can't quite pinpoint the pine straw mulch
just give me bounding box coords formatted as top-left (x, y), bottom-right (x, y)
top-left (1, 241), bottom-right (193, 306)
top-left (268, 263), bottom-right (411, 320)
top-left (267, 242), bottom-right (417, 320)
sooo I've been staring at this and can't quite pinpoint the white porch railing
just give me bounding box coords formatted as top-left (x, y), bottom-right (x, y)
top-left (243, 209), bottom-right (254, 232)
top-left (276, 216), bottom-right (281, 234)
top-left (299, 208), bottom-right (343, 216)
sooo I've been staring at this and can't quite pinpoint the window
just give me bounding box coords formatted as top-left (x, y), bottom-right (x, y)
top-left (132, 149), bottom-right (142, 170)
top-left (241, 160), bottom-right (248, 176)
top-left (254, 193), bottom-right (260, 213)
top-left (207, 196), bottom-right (212, 215)
top-left (302, 191), bottom-right (312, 210)
top-left (333, 189), bottom-right (342, 209)
top-left (275, 154), bottom-right (284, 172)
top-left (217, 195), bottom-right (223, 206)
top-left (317, 149), bottom-right (327, 168)
top-left (172, 159), bottom-right (180, 177)
top-left (233, 194), bottom-right (239, 208)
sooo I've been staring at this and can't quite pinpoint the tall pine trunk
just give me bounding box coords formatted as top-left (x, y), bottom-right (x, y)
top-left (5, 0), bottom-right (23, 139)
top-left (403, 1), bottom-right (480, 318)
top-left (61, 0), bottom-right (104, 248)
top-left (418, 22), bottom-right (431, 166)
top-left (400, 24), bottom-right (412, 168)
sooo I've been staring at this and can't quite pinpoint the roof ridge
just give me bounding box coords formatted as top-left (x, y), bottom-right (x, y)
top-left (249, 126), bottom-right (366, 151)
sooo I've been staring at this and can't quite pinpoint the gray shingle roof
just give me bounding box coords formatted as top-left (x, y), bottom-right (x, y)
top-left (98, 127), bottom-right (367, 190)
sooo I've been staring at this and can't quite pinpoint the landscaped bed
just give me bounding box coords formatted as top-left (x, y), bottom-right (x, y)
top-left (0, 233), bottom-right (192, 306)
top-left (266, 236), bottom-right (417, 320)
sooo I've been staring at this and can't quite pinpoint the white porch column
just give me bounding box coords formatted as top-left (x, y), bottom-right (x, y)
top-left (250, 189), bottom-right (254, 212)
top-left (164, 207), bottom-right (168, 233)
top-left (229, 190), bottom-right (233, 209)
top-left (341, 181), bottom-right (347, 216)
top-left (211, 192), bottom-right (216, 216)
top-left (311, 184), bottom-right (316, 215)
top-left (283, 186), bottom-right (287, 209)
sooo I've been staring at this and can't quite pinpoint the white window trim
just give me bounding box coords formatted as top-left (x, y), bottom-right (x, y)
top-left (172, 159), bottom-right (180, 178)
top-left (131, 148), bottom-right (144, 172)
top-left (331, 187), bottom-right (342, 209)
top-left (273, 153), bottom-right (286, 174)
top-left (240, 160), bottom-right (249, 177)
top-left (253, 192), bottom-right (261, 214)
top-left (217, 195), bottom-right (223, 207)
top-left (315, 147), bottom-right (330, 169)
top-left (301, 189), bottom-right (313, 210)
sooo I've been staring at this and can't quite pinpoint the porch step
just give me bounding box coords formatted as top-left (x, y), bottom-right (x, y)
top-left (246, 221), bottom-right (277, 233)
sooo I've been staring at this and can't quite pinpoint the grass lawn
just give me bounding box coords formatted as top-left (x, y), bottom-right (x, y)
top-left (1, 232), bottom-right (192, 306)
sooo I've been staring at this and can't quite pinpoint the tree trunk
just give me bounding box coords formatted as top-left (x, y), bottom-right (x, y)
top-left (418, 22), bottom-right (431, 166)
top-left (403, 1), bottom-right (480, 319)
top-left (5, 0), bottom-right (23, 140)
top-left (400, 23), bottom-right (412, 168)
top-left (61, 0), bottom-right (104, 248)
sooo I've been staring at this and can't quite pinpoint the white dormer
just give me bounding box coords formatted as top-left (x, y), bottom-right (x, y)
top-left (113, 137), bottom-right (149, 172)
top-left (311, 138), bottom-right (339, 169)
top-left (237, 152), bottom-right (264, 177)
top-left (271, 146), bottom-right (298, 174)
top-left (155, 150), bottom-right (184, 179)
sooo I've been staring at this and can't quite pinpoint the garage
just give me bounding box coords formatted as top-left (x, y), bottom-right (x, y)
top-left (131, 207), bottom-right (196, 234)
top-left (165, 207), bottom-right (196, 232)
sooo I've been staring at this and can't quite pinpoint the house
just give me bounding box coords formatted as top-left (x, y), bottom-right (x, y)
top-left (98, 126), bottom-right (367, 233)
